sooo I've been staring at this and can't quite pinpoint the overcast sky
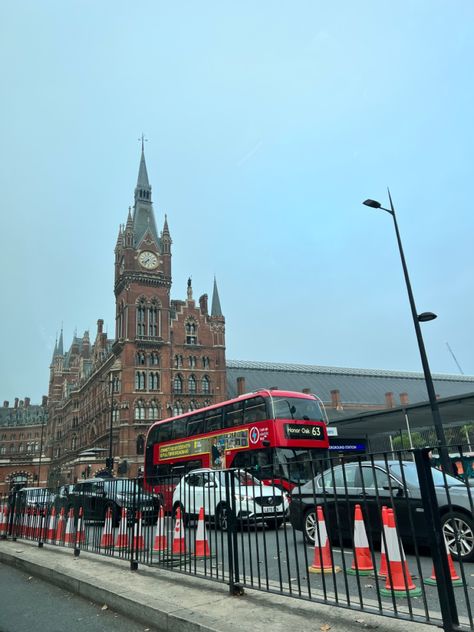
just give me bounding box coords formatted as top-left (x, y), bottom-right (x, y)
top-left (1, 1), bottom-right (473, 404)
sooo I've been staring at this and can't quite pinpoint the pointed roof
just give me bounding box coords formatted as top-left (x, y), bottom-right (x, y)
top-left (57, 328), bottom-right (64, 355)
top-left (162, 214), bottom-right (170, 238)
top-left (136, 142), bottom-right (150, 188)
top-left (211, 277), bottom-right (223, 317)
top-left (51, 337), bottom-right (58, 361)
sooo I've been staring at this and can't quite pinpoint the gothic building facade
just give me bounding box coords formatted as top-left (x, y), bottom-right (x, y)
top-left (46, 146), bottom-right (227, 485)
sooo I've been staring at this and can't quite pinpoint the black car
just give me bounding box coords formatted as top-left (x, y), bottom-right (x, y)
top-left (289, 460), bottom-right (474, 562)
top-left (58, 478), bottom-right (160, 527)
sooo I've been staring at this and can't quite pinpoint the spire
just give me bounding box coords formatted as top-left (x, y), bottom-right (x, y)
top-left (136, 135), bottom-right (150, 189)
top-left (57, 328), bottom-right (64, 355)
top-left (132, 140), bottom-right (159, 247)
top-left (51, 336), bottom-right (58, 361)
top-left (187, 277), bottom-right (193, 301)
top-left (162, 214), bottom-right (170, 238)
top-left (211, 277), bottom-right (223, 317)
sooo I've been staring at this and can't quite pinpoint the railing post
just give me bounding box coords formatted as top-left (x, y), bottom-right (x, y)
top-left (224, 470), bottom-right (244, 596)
top-left (414, 448), bottom-right (459, 631)
top-left (130, 478), bottom-right (138, 571)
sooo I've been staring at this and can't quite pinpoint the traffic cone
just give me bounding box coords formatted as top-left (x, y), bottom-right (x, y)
top-left (46, 506), bottom-right (57, 543)
top-left (378, 506), bottom-right (388, 578)
top-left (347, 504), bottom-right (374, 575)
top-left (75, 507), bottom-right (86, 546)
top-left (32, 508), bottom-right (40, 539)
top-left (133, 511), bottom-right (145, 552)
top-left (64, 508), bottom-right (76, 546)
top-left (115, 508), bottom-right (129, 551)
top-left (424, 538), bottom-right (463, 587)
top-left (0, 503), bottom-right (8, 538)
top-left (100, 507), bottom-right (114, 548)
top-left (172, 507), bottom-right (186, 555)
top-left (308, 506), bottom-right (341, 574)
top-left (380, 508), bottom-right (421, 597)
top-left (153, 506), bottom-right (167, 552)
top-left (55, 507), bottom-right (66, 544)
top-left (194, 507), bottom-right (211, 558)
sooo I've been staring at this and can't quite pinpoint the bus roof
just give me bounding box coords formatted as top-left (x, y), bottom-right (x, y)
top-left (146, 389), bottom-right (321, 430)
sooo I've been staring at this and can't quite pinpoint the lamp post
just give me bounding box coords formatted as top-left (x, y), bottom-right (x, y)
top-left (36, 405), bottom-right (47, 487)
top-left (363, 190), bottom-right (453, 475)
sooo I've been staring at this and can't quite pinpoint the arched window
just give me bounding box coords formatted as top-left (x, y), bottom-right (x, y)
top-left (188, 375), bottom-right (197, 394)
top-left (71, 435), bottom-right (77, 450)
top-left (136, 300), bottom-right (146, 336)
top-left (202, 356), bottom-right (210, 368)
top-left (149, 353), bottom-right (160, 366)
top-left (134, 400), bottom-right (146, 420)
top-left (174, 354), bottom-right (183, 368)
top-left (149, 371), bottom-right (160, 391)
top-left (148, 302), bottom-right (160, 337)
top-left (136, 435), bottom-right (145, 455)
top-left (173, 374), bottom-right (183, 394)
top-left (135, 371), bottom-right (146, 390)
top-left (149, 401), bottom-right (161, 420)
top-left (173, 401), bottom-right (184, 416)
top-left (189, 400), bottom-right (198, 411)
top-left (185, 320), bottom-right (197, 345)
top-left (18, 443), bottom-right (24, 453)
top-left (136, 352), bottom-right (146, 365)
top-left (201, 375), bottom-right (211, 394)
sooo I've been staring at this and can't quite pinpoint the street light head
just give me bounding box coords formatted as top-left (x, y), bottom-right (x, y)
top-left (418, 312), bottom-right (437, 322)
top-left (363, 199), bottom-right (382, 209)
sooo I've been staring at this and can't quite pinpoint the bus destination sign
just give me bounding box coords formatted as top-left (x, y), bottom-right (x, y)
top-left (284, 423), bottom-right (323, 440)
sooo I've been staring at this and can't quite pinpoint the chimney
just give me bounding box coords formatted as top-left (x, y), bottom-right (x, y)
top-left (199, 294), bottom-right (208, 315)
top-left (385, 392), bottom-right (394, 408)
top-left (14, 397), bottom-right (19, 409)
top-left (3, 401), bottom-right (8, 408)
top-left (237, 377), bottom-right (245, 396)
top-left (24, 397), bottom-right (30, 408)
top-left (97, 319), bottom-right (104, 334)
top-left (302, 388), bottom-right (311, 394)
top-left (42, 395), bottom-right (48, 407)
top-left (399, 392), bottom-right (409, 406)
top-left (330, 389), bottom-right (341, 409)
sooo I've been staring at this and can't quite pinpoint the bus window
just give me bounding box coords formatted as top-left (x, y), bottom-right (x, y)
top-left (158, 422), bottom-right (172, 443)
top-left (205, 409), bottom-right (222, 432)
top-left (243, 397), bottom-right (267, 424)
top-left (188, 413), bottom-right (204, 436)
top-left (173, 417), bottom-right (187, 440)
top-left (224, 402), bottom-right (243, 428)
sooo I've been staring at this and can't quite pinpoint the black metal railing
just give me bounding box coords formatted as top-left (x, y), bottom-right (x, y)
top-left (1, 447), bottom-right (474, 631)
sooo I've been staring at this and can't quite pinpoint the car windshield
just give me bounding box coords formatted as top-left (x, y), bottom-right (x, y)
top-left (389, 463), bottom-right (464, 487)
top-left (108, 480), bottom-right (140, 493)
top-left (213, 471), bottom-right (258, 486)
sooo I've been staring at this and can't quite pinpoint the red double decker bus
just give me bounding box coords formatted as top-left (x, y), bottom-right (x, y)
top-left (144, 389), bottom-right (329, 507)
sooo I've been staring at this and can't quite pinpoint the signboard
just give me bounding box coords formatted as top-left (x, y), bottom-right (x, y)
top-left (159, 429), bottom-right (249, 461)
top-left (284, 423), bottom-right (324, 440)
top-left (328, 439), bottom-right (366, 452)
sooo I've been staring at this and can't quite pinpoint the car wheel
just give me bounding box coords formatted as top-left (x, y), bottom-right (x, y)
top-left (216, 504), bottom-right (232, 531)
top-left (442, 511), bottom-right (474, 562)
top-left (303, 508), bottom-right (316, 545)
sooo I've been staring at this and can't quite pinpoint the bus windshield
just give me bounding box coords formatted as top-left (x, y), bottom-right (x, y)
top-left (273, 448), bottom-right (321, 483)
top-left (271, 396), bottom-right (323, 421)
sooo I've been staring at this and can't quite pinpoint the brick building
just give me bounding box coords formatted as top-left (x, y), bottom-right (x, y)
top-left (0, 396), bottom-right (49, 494)
top-left (46, 145), bottom-right (227, 486)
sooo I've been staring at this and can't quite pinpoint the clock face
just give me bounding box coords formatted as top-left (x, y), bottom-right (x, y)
top-left (138, 251), bottom-right (159, 270)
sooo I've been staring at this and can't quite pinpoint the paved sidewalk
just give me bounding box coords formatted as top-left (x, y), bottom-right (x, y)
top-left (0, 540), bottom-right (431, 632)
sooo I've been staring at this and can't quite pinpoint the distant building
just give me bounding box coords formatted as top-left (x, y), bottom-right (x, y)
top-left (0, 397), bottom-right (48, 493)
top-left (45, 145), bottom-right (227, 486)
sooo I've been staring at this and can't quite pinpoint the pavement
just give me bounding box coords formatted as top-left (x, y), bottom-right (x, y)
top-left (0, 539), bottom-right (432, 632)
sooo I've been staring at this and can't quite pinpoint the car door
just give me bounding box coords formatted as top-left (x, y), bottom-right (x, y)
top-left (316, 464), bottom-right (359, 541)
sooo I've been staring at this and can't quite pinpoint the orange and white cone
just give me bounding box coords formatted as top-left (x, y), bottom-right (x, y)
top-left (75, 507), bottom-right (86, 547)
top-left (33, 508), bottom-right (41, 539)
top-left (115, 508), bottom-right (129, 551)
top-left (424, 537), bottom-right (463, 587)
top-left (194, 507), bottom-right (211, 558)
top-left (153, 506), bottom-right (167, 552)
top-left (64, 508), bottom-right (76, 546)
top-left (380, 508), bottom-right (421, 597)
top-left (55, 507), bottom-right (66, 544)
top-left (308, 506), bottom-right (341, 574)
top-left (46, 506), bottom-right (57, 542)
top-left (378, 506), bottom-right (389, 578)
top-left (347, 504), bottom-right (374, 575)
top-left (172, 507), bottom-right (186, 555)
top-left (133, 511), bottom-right (145, 552)
top-left (0, 503), bottom-right (9, 538)
top-left (100, 507), bottom-right (114, 549)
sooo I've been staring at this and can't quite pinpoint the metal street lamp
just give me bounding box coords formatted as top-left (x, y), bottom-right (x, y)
top-left (36, 405), bottom-right (47, 487)
top-left (101, 374), bottom-right (115, 474)
top-left (363, 191), bottom-right (453, 475)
